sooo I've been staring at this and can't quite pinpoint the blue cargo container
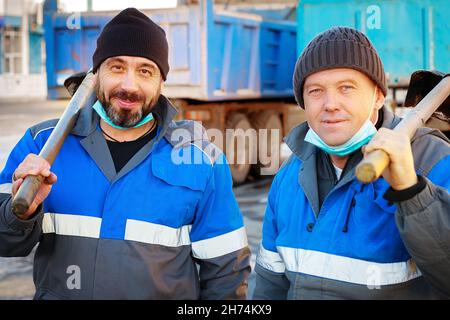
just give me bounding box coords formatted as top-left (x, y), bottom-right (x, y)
top-left (43, 0), bottom-right (297, 100)
top-left (297, 0), bottom-right (450, 86)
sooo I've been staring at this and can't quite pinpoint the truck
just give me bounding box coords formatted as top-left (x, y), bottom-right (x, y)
top-left (43, 0), bottom-right (450, 183)
top-left (43, 0), bottom-right (303, 183)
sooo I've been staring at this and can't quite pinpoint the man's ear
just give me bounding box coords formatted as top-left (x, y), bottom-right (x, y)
top-left (374, 86), bottom-right (385, 111)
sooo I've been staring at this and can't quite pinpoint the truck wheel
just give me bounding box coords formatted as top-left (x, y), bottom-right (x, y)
top-left (250, 110), bottom-right (283, 177)
top-left (226, 113), bottom-right (255, 185)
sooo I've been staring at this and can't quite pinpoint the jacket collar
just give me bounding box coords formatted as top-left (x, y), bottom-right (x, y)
top-left (74, 94), bottom-right (179, 183)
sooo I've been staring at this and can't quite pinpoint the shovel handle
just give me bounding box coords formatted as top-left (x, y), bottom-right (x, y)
top-left (355, 149), bottom-right (390, 184)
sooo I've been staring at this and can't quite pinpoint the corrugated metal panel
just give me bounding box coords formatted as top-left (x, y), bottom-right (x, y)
top-left (297, 0), bottom-right (450, 85)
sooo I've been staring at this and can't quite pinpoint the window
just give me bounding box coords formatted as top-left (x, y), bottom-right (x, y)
top-left (3, 26), bottom-right (22, 74)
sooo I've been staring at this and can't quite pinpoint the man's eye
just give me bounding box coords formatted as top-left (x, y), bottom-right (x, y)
top-left (111, 65), bottom-right (123, 72)
top-left (341, 85), bottom-right (354, 92)
top-left (140, 69), bottom-right (153, 76)
top-left (309, 89), bottom-right (322, 95)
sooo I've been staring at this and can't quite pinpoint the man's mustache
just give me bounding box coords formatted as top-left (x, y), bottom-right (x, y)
top-left (110, 90), bottom-right (145, 103)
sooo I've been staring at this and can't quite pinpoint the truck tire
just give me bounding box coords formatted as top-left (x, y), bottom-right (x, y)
top-left (250, 110), bottom-right (283, 177)
top-left (225, 113), bottom-right (255, 184)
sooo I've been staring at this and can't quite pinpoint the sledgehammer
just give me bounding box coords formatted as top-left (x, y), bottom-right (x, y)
top-left (356, 71), bottom-right (450, 184)
top-left (12, 71), bottom-right (96, 217)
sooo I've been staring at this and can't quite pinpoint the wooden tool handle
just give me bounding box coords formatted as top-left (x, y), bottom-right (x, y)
top-left (355, 149), bottom-right (390, 184)
top-left (12, 175), bottom-right (44, 218)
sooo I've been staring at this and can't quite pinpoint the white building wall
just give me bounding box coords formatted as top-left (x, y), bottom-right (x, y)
top-left (0, 74), bottom-right (47, 99)
top-left (0, 0), bottom-right (47, 100)
top-left (1, 0), bottom-right (25, 16)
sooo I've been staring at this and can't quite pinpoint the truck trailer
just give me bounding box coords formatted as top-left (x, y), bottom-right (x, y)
top-left (44, 0), bottom-right (303, 183)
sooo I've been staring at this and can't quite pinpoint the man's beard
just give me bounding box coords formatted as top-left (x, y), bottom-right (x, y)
top-left (96, 83), bottom-right (160, 128)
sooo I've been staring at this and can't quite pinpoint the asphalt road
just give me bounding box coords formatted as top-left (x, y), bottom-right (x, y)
top-left (0, 99), bottom-right (68, 299)
top-left (0, 99), bottom-right (270, 299)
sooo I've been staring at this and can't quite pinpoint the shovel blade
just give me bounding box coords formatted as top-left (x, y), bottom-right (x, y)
top-left (404, 70), bottom-right (450, 122)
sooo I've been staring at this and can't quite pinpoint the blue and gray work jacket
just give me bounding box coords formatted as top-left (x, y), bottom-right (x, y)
top-left (0, 95), bottom-right (251, 299)
top-left (254, 107), bottom-right (450, 299)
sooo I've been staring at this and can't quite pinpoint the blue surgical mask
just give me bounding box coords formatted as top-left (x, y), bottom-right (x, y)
top-left (304, 88), bottom-right (378, 157)
top-left (92, 100), bottom-right (154, 130)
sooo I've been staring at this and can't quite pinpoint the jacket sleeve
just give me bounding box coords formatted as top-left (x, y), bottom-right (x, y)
top-left (0, 129), bottom-right (44, 257)
top-left (394, 155), bottom-right (450, 298)
top-left (190, 153), bottom-right (251, 300)
top-left (253, 175), bottom-right (290, 300)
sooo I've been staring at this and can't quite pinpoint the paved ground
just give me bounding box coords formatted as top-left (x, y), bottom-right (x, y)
top-left (234, 178), bottom-right (271, 298)
top-left (0, 99), bottom-right (270, 300)
top-left (0, 99), bottom-right (67, 300)
top-left (0, 99), bottom-right (67, 170)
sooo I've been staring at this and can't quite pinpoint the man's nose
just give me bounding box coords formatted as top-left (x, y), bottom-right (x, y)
top-left (323, 91), bottom-right (340, 111)
top-left (120, 70), bottom-right (139, 92)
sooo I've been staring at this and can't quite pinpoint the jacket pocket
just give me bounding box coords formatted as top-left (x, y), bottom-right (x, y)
top-left (148, 151), bottom-right (211, 225)
top-left (151, 151), bottom-right (211, 192)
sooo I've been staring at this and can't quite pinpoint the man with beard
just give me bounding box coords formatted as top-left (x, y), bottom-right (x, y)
top-left (0, 8), bottom-right (250, 299)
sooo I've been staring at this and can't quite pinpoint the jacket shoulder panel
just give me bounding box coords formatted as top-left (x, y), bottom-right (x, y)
top-left (163, 119), bottom-right (223, 165)
top-left (411, 128), bottom-right (450, 176)
top-left (29, 119), bottom-right (58, 140)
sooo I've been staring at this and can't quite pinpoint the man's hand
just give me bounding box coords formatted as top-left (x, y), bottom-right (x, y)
top-left (11, 154), bottom-right (57, 220)
top-left (363, 128), bottom-right (418, 190)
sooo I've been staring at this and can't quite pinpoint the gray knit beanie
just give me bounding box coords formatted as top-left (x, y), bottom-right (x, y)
top-left (293, 26), bottom-right (387, 108)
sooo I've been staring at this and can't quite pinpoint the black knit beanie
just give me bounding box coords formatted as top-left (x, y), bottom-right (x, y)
top-left (92, 8), bottom-right (169, 80)
top-left (293, 26), bottom-right (387, 108)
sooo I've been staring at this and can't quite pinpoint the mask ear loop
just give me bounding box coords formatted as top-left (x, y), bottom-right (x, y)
top-left (367, 86), bottom-right (379, 124)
